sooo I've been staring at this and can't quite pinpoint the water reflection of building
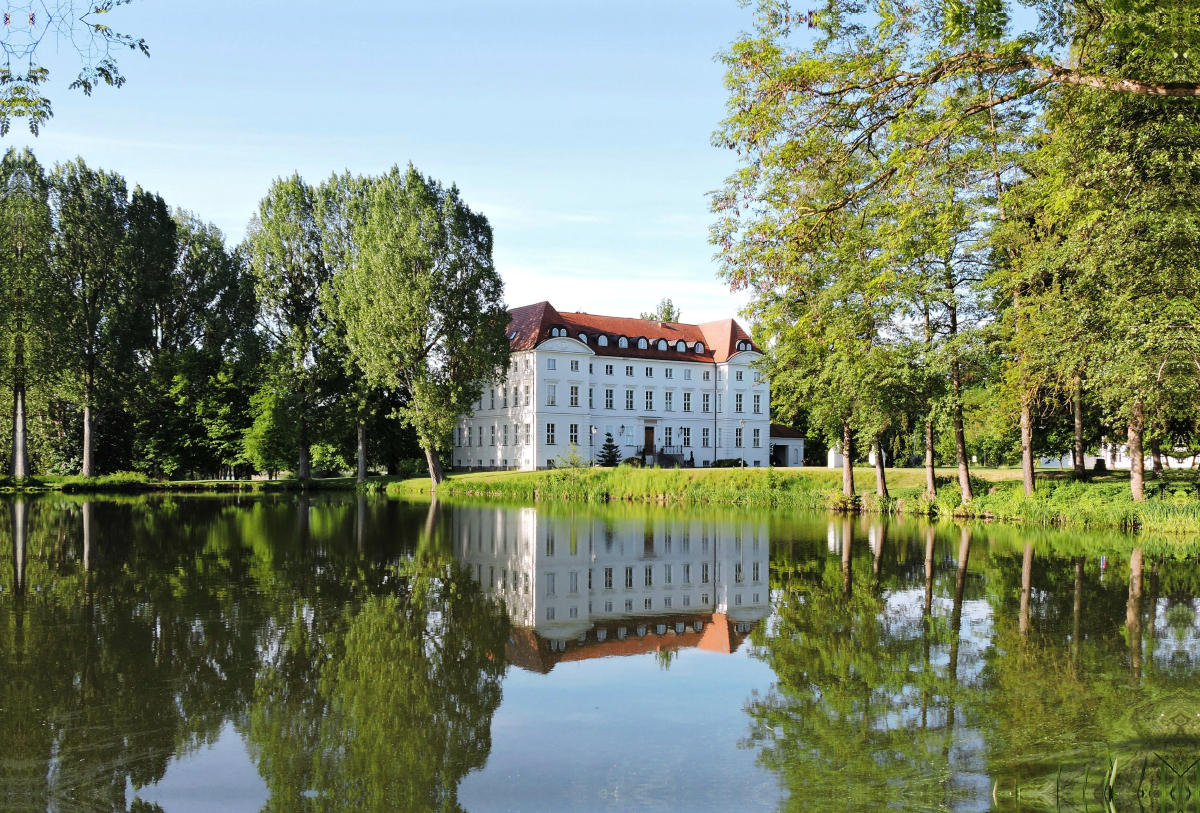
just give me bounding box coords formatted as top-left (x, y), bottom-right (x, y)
top-left (451, 507), bottom-right (769, 672)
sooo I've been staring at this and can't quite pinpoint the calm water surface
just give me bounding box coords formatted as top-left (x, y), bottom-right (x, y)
top-left (0, 495), bottom-right (1197, 812)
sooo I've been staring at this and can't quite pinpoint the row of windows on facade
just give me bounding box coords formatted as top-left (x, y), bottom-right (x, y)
top-left (544, 591), bottom-right (760, 621)
top-left (456, 423), bottom-right (763, 449)
top-left (475, 561), bottom-right (762, 597)
top-left (498, 357), bottom-right (760, 392)
top-left (542, 561), bottom-right (762, 596)
top-left (466, 525), bottom-right (759, 559)
top-left (544, 326), bottom-right (755, 355)
top-left (546, 620), bottom-right (756, 650)
top-left (481, 380), bottom-right (762, 413)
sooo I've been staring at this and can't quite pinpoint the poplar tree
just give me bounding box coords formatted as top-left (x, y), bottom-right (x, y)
top-left (333, 164), bottom-right (509, 487)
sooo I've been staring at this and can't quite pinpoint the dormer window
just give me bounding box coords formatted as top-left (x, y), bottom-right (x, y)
top-left (618, 336), bottom-right (628, 348)
top-left (736, 340), bottom-right (752, 351)
top-left (598, 335), bottom-right (609, 347)
top-left (578, 333), bottom-right (588, 344)
top-left (656, 339), bottom-right (668, 351)
top-left (675, 340), bottom-right (686, 352)
top-left (637, 338), bottom-right (648, 349)
top-left (694, 342), bottom-right (704, 354)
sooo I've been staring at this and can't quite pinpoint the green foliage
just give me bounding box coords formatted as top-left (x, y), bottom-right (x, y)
top-left (596, 432), bottom-right (621, 466)
top-left (638, 298), bottom-right (682, 323)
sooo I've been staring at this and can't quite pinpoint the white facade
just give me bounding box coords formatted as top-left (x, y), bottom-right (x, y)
top-left (452, 505), bottom-right (771, 644)
top-left (1041, 440), bottom-right (1198, 471)
top-left (453, 322), bottom-right (773, 470)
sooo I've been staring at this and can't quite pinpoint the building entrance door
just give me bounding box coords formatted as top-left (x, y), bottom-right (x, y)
top-left (644, 426), bottom-right (655, 453)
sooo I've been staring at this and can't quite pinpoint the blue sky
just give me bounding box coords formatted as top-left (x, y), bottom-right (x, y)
top-left (6, 0), bottom-right (760, 323)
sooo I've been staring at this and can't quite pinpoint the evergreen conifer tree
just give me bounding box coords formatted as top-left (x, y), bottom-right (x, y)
top-left (597, 432), bottom-right (620, 467)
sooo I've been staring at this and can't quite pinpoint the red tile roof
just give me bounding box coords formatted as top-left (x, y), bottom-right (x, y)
top-left (505, 301), bottom-right (759, 363)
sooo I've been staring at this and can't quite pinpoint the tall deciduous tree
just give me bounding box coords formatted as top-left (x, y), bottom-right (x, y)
top-left (46, 159), bottom-right (135, 477)
top-left (246, 174), bottom-right (331, 481)
top-left (333, 164), bottom-right (509, 487)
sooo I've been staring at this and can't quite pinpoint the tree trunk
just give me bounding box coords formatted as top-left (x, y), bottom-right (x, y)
top-left (841, 517), bottom-right (853, 600)
top-left (297, 416), bottom-right (311, 481)
top-left (425, 447), bottom-right (445, 489)
top-left (11, 500), bottom-right (27, 595)
top-left (1128, 400), bottom-right (1145, 502)
top-left (924, 415), bottom-right (937, 499)
top-left (1072, 556), bottom-right (1083, 676)
top-left (946, 294), bottom-right (973, 504)
top-left (9, 384), bottom-right (28, 478)
top-left (923, 527), bottom-right (935, 617)
top-left (82, 403), bottom-right (95, 478)
top-left (1020, 397), bottom-right (1035, 496)
top-left (1019, 542), bottom-right (1033, 637)
top-left (82, 501), bottom-right (93, 572)
top-left (356, 420), bottom-right (368, 484)
top-left (1072, 374), bottom-right (1085, 480)
top-left (1150, 437), bottom-right (1162, 477)
top-left (873, 439), bottom-right (889, 499)
top-left (1127, 548), bottom-right (1143, 679)
top-left (841, 419), bottom-right (855, 498)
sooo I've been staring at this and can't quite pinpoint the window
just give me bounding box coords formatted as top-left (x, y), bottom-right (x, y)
top-left (717, 394), bottom-right (723, 412)
top-left (605, 389), bottom-right (614, 409)
top-left (753, 562), bottom-right (760, 582)
top-left (665, 368), bottom-right (673, 379)
top-left (695, 342), bottom-right (705, 354)
top-left (547, 572), bottom-right (556, 596)
top-left (753, 393), bottom-right (761, 414)
top-left (644, 598), bottom-right (652, 610)
top-left (735, 427), bottom-right (743, 447)
top-left (570, 385), bottom-right (579, 407)
top-left (664, 427), bottom-right (673, 447)
top-left (683, 595), bottom-right (691, 607)
top-left (570, 571), bottom-right (579, 594)
top-left (589, 363), bottom-right (593, 373)
top-left (490, 425), bottom-right (496, 446)
top-left (604, 600), bottom-right (613, 612)
top-left (717, 428), bottom-right (722, 447)
top-left (599, 335), bottom-right (609, 347)
top-left (645, 366), bottom-right (653, 378)
top-left (753, 371), bottom-right (761, 382)
top-left (589, 388), bottom-right (594, 409)
top-left (703, 370), bottom-right (711, 381)
top-left (625, 365), bottom-right (634, 376)
top-left (676, 340), bottom-right (686, 352)
top-left (570, 424), bottom-right (579, 444)
top-left (702, 594), bottom-right (710, 604)
top-left (702, 393), bottom-right (711, 413)
top-left (570, 606), bottom-right (579, 618)
top-left (638, 338), bottom-right (648, 349)
top-left (605, 364), bottom-right (613, 375)
top-left (478, 426), bottom-right (484, 446)
top-left (546, 607), bottom-right (555, 620)
top-left (702, 427), bottom-right (710, 447)
top-left (490, 389), bottom-right (495, 409)
top-left (547, 423), bottom-right (556, 445)
top-left (503, 388), bottom-right (508, 408)
top-left (645, 390), bottom-right (654, 411)
top-left (657, 339), bottom-right (668, 351)
top-left (503, 424), bottom-right (508, 445)
top-left (547, 529), bottom-right (555, 556)
top-left (625, 390), bottom-right (635, 410)
top-left (512, 386), bottom-right (519, 407)
top-left (579, 333), bottom-right (588, 345)
top-left (683, 563), bottom-right (691, 584)
top-left (618, 336), bottom-right (628, 348)
top-left (681, 427), bottom-right (691, 447)
top-left (683, 392), bottom-right (691, 412)
top-left (735, 562), bottom-right (744, 583)
top-left (547, 384), bottom-right (557, 406)
top-left (604, 567), bottom-right (613, 589)
top-left (664, 597), bottom-right (672, 609)
top-left (684, 369), bottom-right (691, 381)
top-left (570, 359), bottom-right (579, 372)
top-left (454, 428), bottom-right (461, 447)
top-left (524, 423), bottom-right (530, 444)
top-left (735, 393), bottom-right (743, 413)
top-left (664, 391), bottom-right (673, 411)
top-left (664, 564), bottom-right (672, 585)
top-left (702, 563), bottom-right (710, 583)
top-left (736, 370), bottom-right (743, 381)
top-left (753, 428), bottom-right (761, 448)
top-left (548, 359), bottom-right (557, 371)
top-left (735, 594), bottom-right (743, 605)
top-left (624, 600), bottom-right (633, 612)
top-left (644, 566), bottom-right (653, 587)
top-left (524, 384), bottom-right (530, 404)
top-left (625, 566), bottom-right (634, 589)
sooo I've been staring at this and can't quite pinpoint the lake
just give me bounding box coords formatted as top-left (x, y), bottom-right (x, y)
top-left (0, 494), bottom-right (1197, 812)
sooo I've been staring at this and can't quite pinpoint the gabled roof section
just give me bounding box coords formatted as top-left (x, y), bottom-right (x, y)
top-left (770, 424), bottom-right (806, 440)
top-left (698, 319), bottom-right (760, 363)
top-left (507, 301), bottom-right (563, 352)
top-left (505, 302), bottom-right (760, 363)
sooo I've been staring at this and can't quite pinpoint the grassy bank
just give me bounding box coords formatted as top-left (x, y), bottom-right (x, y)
top-left (0, 473), bottom-right (414, 494)
top-left (387, 465), bottom-right (1200, 536)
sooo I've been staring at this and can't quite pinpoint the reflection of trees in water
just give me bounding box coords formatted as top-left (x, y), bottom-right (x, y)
top-left (0, 495), bottom-right (508, 813)
top-left (746, 519), bottom-right (1200, 812)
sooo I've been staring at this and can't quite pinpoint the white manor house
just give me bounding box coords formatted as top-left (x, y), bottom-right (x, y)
top-left (453, 301), bottom-right (805, 471)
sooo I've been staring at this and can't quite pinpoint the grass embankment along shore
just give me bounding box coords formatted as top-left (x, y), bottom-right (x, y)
top-left (4, 466), bottom-right (1200, 536)
top-left (389, 465), bottom-right (1200, 537)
